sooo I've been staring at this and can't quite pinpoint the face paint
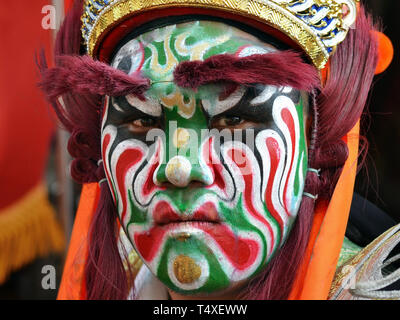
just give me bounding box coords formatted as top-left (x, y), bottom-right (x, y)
top-left (101, 21), bottom-right (309, 296)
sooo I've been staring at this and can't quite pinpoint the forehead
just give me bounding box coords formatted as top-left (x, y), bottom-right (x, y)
top-left (108, 21), bottom-right (282, 119)
top-left (111, 20), bottom-right (277, 72)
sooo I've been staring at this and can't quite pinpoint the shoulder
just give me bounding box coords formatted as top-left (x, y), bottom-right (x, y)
top-left (329, 223), bottom-right (400, 300)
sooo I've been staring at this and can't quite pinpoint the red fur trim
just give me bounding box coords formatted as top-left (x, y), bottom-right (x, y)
top-left (173, 51), bottom-right (320, 91)
top-left (38, 54), bottom-right (150, 100)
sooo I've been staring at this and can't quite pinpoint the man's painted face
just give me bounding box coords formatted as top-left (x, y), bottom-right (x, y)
top-left (101, 21), bottom-right (308, 296)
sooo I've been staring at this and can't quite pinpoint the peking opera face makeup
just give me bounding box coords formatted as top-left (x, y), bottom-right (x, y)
top-left (101, 21), bottom-right (309, 296)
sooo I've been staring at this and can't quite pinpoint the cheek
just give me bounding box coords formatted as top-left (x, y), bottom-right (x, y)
top-left (221, 95), bottom-right (307, 252)
top-left (101, 124), bottom-right (148, 225)
top-left (256, 96), bottom-right (307, 241)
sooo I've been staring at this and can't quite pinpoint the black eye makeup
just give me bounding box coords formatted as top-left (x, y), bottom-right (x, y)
top-left (108, 96), bottom-right (163, 131)
top-left (207, 84), bottom-right (301, 130)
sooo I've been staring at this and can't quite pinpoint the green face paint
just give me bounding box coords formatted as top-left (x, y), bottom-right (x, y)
top-left (101, 21), bottom-right (309, 296)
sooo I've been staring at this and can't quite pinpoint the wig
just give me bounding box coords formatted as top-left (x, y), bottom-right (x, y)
top-left (38, 0), bottom-right (378, 300)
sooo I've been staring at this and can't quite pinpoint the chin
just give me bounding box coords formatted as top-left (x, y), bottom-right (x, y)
top-left (167, 278), bottom-right (249, 300)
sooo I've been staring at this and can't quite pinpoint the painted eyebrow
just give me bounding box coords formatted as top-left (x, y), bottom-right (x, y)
top-left (202, 86), bottom-right (246, 117)
top-left (203, 84), bottom-right (292, 117)
top-left (125, 95), bottom-right (162, 117)
top-left (173, 50), bottom-right (320, 92)
top-left (111, 95), bottom-right (162, 118)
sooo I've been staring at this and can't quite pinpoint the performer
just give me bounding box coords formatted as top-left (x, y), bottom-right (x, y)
top-left (39, 0), bottom-right (398, 299)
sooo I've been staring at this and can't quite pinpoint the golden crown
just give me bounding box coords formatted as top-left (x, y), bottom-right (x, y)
top-left (81, 0), bottom-right (359, 69)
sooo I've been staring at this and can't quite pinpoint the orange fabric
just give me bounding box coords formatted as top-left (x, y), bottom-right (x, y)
top-left (289, 121), bottom-right (360, 300)
top-left (57, 183), bottom-right (100, 300)
top-left (288, 200), bottom-right (327, 299)
top-left (373, 31), bottom-right (394, 75)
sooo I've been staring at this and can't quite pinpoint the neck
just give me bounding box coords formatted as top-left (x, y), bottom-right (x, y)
top-left (168, 284), bottom-right (245, 300)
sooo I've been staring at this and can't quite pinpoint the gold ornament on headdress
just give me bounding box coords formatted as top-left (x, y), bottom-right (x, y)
top-left (81, 0), bottom-right (359, 69)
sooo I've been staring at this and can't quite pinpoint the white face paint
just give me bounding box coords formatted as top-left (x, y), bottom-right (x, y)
top-left (101, 20), bottom-right (309, 297)
top-left (125, 94), bottom-right (162, 117)
top-left (202, 86), bottom-right (247, 117)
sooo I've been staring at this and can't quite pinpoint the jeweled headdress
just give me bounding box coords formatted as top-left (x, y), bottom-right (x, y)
top-left (81, 0), bottom-right (358, 69)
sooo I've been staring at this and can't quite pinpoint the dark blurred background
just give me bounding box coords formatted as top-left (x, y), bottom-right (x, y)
top-left (355, 0), bottom-right (400, 222)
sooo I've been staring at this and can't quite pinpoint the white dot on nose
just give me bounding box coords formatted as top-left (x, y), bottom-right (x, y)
top-left (165, 156), bottom-right (192, 187)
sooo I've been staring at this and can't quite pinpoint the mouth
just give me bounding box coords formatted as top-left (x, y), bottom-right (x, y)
top-left (153, 201), bottom-right (221, 227)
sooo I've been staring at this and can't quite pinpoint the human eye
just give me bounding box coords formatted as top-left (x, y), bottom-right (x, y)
top-left (125, 116), bottom-right (160, 133)
top-left (210, 114), bottom-right (258, 130)
top-left (212, 115), bottom-right (243, 128)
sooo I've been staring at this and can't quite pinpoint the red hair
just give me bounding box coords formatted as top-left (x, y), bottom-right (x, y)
top-left (39, 0), bottom-right (378, 299)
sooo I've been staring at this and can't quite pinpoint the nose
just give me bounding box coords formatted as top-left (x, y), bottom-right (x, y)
top-left (155, 155), bottom-right (213, 187)
top-left (154, 125), bottom-right (214, 187)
